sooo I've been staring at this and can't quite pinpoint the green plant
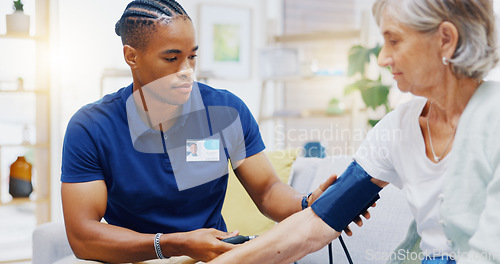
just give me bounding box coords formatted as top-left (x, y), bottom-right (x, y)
top-left (13, 0), bottom-right (24, 12)
top-left (326, 97), bottom-right (344, 115)
top-left (344, 44), bottom-right (391, 126)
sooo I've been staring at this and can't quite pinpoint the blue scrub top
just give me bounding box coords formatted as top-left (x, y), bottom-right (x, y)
top-left (61, 82), bottom-right (265, 234)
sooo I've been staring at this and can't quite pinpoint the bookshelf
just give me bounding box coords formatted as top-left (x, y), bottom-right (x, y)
top-left (258, 29), bottom-right (362, 154)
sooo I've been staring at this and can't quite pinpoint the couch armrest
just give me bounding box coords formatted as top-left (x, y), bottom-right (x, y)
top-left (32, 222), bottom-right (74, 264)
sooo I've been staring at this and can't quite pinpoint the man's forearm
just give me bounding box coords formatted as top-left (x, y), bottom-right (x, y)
top-left (208, 208), bottom-right (339, 264)
top-left (67, 222), bottom-right (235, 263)
top-left (259, 175), bottom-right (338, 223)
top-left (259, 181), bottom-right (304, 222)
top-left (67, 221), bottom-right (159, 263)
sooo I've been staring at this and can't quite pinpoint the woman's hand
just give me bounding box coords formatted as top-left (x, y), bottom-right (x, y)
top-left (307, 175), bottom-right (338, 205)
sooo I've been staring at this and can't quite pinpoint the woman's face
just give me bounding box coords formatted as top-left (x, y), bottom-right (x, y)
top-left (134, 17), bottom-right (198, 106)
top-left (377, 12), bottom-right (444, 96)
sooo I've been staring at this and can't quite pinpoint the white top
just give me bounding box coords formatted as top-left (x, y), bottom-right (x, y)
top-left (354, 97), bottom-right (453, 256)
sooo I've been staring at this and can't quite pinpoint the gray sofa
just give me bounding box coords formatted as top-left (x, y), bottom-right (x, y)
top-left (33, 155), bottom-right (415, 264)
top-left (32, 221), bottom-right (74, 264)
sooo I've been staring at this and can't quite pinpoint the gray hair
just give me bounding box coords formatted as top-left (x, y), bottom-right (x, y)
top-left (373, 0), bottom-right (498, 79)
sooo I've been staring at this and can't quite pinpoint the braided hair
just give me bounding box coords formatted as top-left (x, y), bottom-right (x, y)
top-left (115, 0), bottom-right (191, 50)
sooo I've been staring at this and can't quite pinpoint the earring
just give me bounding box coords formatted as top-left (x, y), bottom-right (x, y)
top-left (442, 57), bottom-right (449, 66)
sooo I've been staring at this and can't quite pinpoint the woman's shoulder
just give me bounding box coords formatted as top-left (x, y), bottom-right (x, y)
top-left (459, 81), bottom-right (500, 127)
top-left (391, 97), bottom-right (427, 116)
top-left (468, 81), bottom-right (500, 111)
top-left (374, 97), bottom-right (426, 130)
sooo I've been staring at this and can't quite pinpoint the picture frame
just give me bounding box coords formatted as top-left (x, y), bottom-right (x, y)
top-left (197, 4), bottom-right (252, 79)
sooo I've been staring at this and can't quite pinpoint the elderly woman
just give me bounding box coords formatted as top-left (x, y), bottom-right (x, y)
top-left (208, 0), bottom-right (500, 264)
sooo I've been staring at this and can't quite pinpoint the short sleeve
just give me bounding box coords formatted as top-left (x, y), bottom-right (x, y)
top-left (353, 112), bottom-right (402, 189)
top-left (61, 108), bottom-right (104, 183)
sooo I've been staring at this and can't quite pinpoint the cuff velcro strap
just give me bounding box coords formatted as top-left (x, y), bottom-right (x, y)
top-left (310, 160), bottom-right (382, 232)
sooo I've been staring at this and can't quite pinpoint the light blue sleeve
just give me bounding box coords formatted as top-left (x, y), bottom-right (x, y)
top-left (458, 125), bottom-right (500, 264)
top-left (444, 82), bottom-right (500, 264)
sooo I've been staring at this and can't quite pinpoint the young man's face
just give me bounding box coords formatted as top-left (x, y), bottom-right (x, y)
top-left (134, 18), bottom-right (198, 106)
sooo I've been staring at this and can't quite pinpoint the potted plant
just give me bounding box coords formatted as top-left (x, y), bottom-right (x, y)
top-left (344, 44), bottom-right (391, 126)
top-left (6, 0), bottom-right (30, 35)
top-left (326, 97), bottom-right (344, 115)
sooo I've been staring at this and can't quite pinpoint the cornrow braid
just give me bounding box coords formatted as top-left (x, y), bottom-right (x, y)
top-left (115, 0), bottom-right (190, 49)
top-left (161, 0), bottom-right (188, 16)
top-left (126, 1), bottom-right (174, 18)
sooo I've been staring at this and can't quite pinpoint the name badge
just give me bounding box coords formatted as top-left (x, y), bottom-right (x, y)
top-left (186, 139), bottom-right (220, 162)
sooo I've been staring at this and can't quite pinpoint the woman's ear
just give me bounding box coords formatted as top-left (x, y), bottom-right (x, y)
top-left (123, 45), bottom-right (139, 69)
top-left (438, 21), bottom-right (459, 59)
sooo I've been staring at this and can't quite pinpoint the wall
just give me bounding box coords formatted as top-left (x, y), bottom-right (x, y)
top-left (179, 0), bottom-right (268, 116)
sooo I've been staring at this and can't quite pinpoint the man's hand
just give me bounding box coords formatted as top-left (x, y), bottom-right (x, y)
top-left (307, 175), bottom-right (338, 205)
top-left (207, 208), bottom-right (340, 264)
top-left (306, 174), bottom-right (377, 236)
top-left (170, 229), bottom-right (239, 262)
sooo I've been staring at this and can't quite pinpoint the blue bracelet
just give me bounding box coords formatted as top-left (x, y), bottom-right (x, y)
top-left (301, 192), bottom-right (313, 210)
top-left (311, 161), bottom-right (382, 232)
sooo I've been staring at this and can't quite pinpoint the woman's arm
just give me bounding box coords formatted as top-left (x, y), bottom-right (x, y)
top-left (208, 161), bottom-right (388, 264)
top-left (208, 208), bottom-right (340, 264)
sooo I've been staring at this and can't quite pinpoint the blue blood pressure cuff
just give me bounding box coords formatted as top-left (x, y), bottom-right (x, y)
top-left (310, 160), bottom-right (382, 232)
